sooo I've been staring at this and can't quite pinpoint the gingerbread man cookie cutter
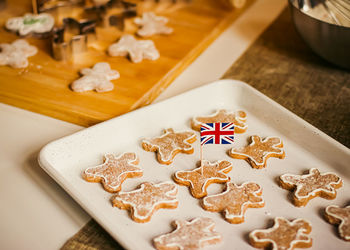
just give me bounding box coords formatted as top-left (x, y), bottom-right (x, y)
top-left (52, 17), bottom-right (97, 61)
top-left (0, 39), bottom-right (38, 68)
top-left (134, 12), bottom-right (173, 37)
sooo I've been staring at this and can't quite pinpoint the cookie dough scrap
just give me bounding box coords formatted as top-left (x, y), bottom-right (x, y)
top-left (249, 217), bottom-right (312, 250)
top-left (71, 62), bottom-right (120, 93)
top-left (229, 135), bottom-right (285, 169)
top-left (191, 109), bottom-right (247, 133)
top-left (153, 217), bottom-right (222, 250)
top-left (202, 182), bottom-right (264, 224)
top-left (174, 160), bottom-right (232, 198)
top-left (83, 153), bottom-right (142, 193)
top-left (325, 205), bottom-right (350, 241)
top-left (0, 39), bottom-right (38, 68)
top-left (134, 12), bottom-right (173, 37)
top-left (108, 34), bottom-right (159, 63)
top-left (6, 13), bottom-right (55, 36)
top-left (279, 168), bottom-right (343, 207)
top-left (111, 182), bottom-right (178, 223)
top-left (142, 128), bottom-right (196, 165)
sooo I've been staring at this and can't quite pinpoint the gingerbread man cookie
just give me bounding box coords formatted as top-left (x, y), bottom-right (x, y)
top-left (228, 135), bottom-right (285, 169)
top-left (83, 153), bottom-right (142, 193)
top-left (134, 12), bottom-right (173, 37)
top-left (0, 39), bottom-right (37, 68)
top-left (108, 34), bottom-right (159, 63)
top-left (142, 128), bottom-right (196, 165)
top-left (191, 109), bottom-right (247, 133)
top-left (111, 182), bottom-right (178, 223)
top-left (249, 217), bottom-right (312, 250)
top-left (279, 168), bottom-right (343, 207)
top-left (71, 62), bottom-right (120, 93)
top-left (174, 160), bottom-right (232, 198)
top-left (153, 217), bottom-right (222, 250)
top-left (6, 13), bottom-right (55, 37)
top-left (325, 205), bottom-right (350, 241)
top-left (202, 182), bottom-right (264, 224)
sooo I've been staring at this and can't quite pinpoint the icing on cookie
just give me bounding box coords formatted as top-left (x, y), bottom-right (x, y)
top-left (202, 182), bottom-right (264, 224)
top-left (134, 12), bottom-right (173, 37)
top-left (192, 109), bottom-right (247, 133)
top-left (6, 13), bottom-right (55, 36)
top-left (249, 217), bottom-right (312, 250)
top-left (229, 135), bottom-right (285, 169)
top-left (71, 62), bottom-right (120, 93)
top-left (0, 39), bottom-right (37, 68)
top-left (279, 168), bottom-right (343, 207)
top-left (142, 128), bottom-right (196, 165)
top-left (111, 182), bottom-right (178, 223)
top-left (108, 34), bottom-right (159, 63)
top-left (174, 160), bottom-right (232, 198)
top-left (83, 153), bottom-right (142, 193)
top-left (153, 217), bottom-right (222, 250)
top-left (325, 205), bottom-right (350, 241)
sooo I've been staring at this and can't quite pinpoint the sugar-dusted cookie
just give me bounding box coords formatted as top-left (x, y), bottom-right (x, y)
top-left (325, 204), bottom-right (350, 241)
top-left (249, 217), bottom-right (312, 250)
top-left (134, 12), bottom-right (173, 37)
top-left (6, 13), bottom-right (55, 37)
top-left (108, 34), bottom-right (159, 63)
top-left (0, 39), bottom-right (37, 68)
top-left (202, 182), bottom-right (264, 224)
top-left (191, 109), bottom-right (247, 133)
top-left (153, 217), bottom-right (222, 250)
top-left (279, 168), bottom-right (343, 207)
top-left (174, 160), bottom-right (232, 198)
top-left (142, 128), bottom-right (196, 165)
top-left (228, 135), bottom-right (285, 169)
top-left (71, 62), bottom-right (120, 93)
top-left (83, 153), bottom-right (142, 193)
top-left (111, 181), bottom-right (178, 223)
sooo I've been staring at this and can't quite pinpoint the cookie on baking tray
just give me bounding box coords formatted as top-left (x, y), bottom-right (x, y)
top-left (142, 128), bottom-right (196, 165)
top-left (325, 204), bottom-right (350, 241)
top-left (0, 39), bottom-right (37, 68)
top-left (228, 135), bottom-right (285, 169)
top-left (134, 12), bottom-right (173, 37)
top-left (249, 217), bottom-right (312, 250)
top-left (174, 160), bottom-right (232, 198)
top-left (111, 181), bottom-right (178, 223)
top-left (153, 217), bottom-right (222, 250)
top-left (202, 182), bottom-right (264, 224)
top-left (83, 152), bottom-right (142, 193)
top-left (191, 109), bottom-right (247, 133)
top-left (279, 168), bottom-right (343, 207)
top-left (71, 62), bottom-right (120, 93)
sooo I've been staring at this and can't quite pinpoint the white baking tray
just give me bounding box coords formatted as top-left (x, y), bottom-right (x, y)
top-left (39, 80), bottom-right (350, 250)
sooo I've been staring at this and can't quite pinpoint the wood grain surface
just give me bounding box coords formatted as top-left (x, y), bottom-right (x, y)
top-left (0, 0), bottom-right (254, 127)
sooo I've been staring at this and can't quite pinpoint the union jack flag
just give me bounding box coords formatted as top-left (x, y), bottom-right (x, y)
top-left (200, 123), bottom-right (235, 145)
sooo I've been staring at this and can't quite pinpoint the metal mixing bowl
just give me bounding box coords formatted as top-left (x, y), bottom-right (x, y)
top-left (289, 0), bottom-right (350, 69)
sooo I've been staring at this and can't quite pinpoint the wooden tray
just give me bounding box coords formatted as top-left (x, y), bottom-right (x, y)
top-left (0, 0), bottom-right (254, 127)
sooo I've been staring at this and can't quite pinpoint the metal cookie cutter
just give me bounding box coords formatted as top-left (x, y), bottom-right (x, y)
top-left (52, 17), bottom-right (97, 61)
top-left (32, 0), bottom-right (84, 13)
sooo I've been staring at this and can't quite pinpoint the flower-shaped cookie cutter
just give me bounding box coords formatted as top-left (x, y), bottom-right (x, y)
top-left (52, 17), bottom-right (97, 61)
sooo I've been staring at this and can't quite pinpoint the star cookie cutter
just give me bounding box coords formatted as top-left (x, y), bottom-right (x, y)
top-left (52, 17), bottom-right (97, 61)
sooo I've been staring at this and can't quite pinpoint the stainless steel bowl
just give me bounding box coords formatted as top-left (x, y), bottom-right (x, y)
top-left (289, 0), bottom-right (350, 69)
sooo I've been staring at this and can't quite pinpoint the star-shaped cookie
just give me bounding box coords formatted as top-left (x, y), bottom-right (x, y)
top-left (0, 39), bottom-right (37, 68)
top-left (202, 182), bottom-right (264, 224)
top-left (174, 160), bottom-right (232, 198)
top-left (249, 217), bottom-right (312, 250)
top-left (111, 182), bottom-right (178, 223)
top-left (83, 152), bottom-right (142, 193)
top-left (153, 217), bottom-right (222, 250)
top-left (134, 12), bottom-right (173, 37)
top-left (325, 204), bottom-right (350, 241)
top-left (108, 34), bottom-right (159, 63)
top-left (279, 168), bottom-right (343, 207)
top-left (229, 135), bottom-right (285, 169)
top-left (142, 128), bottom-right (196, 165)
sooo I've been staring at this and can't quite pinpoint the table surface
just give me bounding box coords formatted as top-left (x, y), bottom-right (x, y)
top-left (0, 1), bottom-right (287, 249)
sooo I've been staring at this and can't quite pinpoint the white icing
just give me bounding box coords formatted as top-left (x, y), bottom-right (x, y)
top-left (134, 12), bottom-right (173, 37)
top-left (0, 39), bottom-right (37, 68)
top-left (325, 205), bottom-right (350, 240)
top-left (6, 13), bottom-right (54, 36)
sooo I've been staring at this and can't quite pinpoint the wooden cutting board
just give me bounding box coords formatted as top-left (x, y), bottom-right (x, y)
top-left (0, 0), bottom-right (254, 127)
